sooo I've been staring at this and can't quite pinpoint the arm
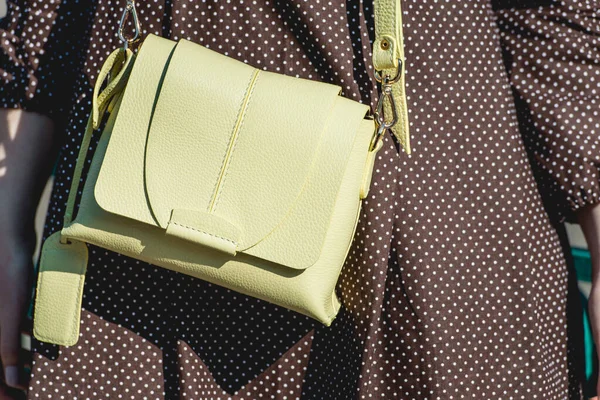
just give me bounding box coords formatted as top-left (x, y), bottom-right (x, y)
top-left (578, 204), bottom-right (600, 399)
top-left (0, 109), bottom-right (55, 392)
top-left (0, 0), bottom-right (99, 393)
top-left (579, 205), bottom-right (600, 284)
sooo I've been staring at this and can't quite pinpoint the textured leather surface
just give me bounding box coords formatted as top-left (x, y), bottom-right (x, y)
top-left (373, 0), bottom-right (411, 154)
top-left (166, 209), bottom-right (242, 256)
top-left (360, 138), bottom-right (383, 199)
top-left (373, 0), bottom-right (403, 71)
top-left (94, 36), bottom-right (370, 270)
top-left (33, 232), bottom-right (89, 347)
top-left (34, 34), bottom-right (382, 345)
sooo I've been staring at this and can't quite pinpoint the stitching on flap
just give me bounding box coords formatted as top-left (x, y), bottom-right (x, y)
top-left (170, 221), bottom-right (238, 246)
top-left (211, 69), bottom-right (261, 212)
top-left (208, 69), bottom-right (261, 213)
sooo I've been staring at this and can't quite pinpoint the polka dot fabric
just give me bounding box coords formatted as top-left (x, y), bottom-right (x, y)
top-left (495, 0), bottom-right (600, 222)
top-left (0, 0), bottom-right (596, 398)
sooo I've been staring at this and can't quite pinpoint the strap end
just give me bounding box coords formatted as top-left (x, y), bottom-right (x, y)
top-left (33, 232), bottom-right (88, 347)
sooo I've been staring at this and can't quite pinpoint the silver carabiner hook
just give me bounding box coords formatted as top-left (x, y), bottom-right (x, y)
top-left (118, 0), bottom-right (141, 51)
top-left (371, 62), bottom-right (402, 151)
top-left (374, 81), bottom-right (398, 129)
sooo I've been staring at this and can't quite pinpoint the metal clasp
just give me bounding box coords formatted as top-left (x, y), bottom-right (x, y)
top-left (118, 0), bottom-right (141, 50)
top-left (371, 59), bottom-right (403, 151)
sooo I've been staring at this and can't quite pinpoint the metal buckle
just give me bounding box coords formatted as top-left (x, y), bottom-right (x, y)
top-left (118, 0), bottom-right (141, 50)
top-left (371, 59), bottom-right (402, 151)
top-left (373, 59), bottom-right (402, 85)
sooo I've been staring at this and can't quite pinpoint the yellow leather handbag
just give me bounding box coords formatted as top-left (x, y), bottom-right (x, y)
top-left (33, 0), bottom-right (410, 346)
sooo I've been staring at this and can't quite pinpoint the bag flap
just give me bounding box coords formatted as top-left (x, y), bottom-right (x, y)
top-left (95, 35), bottom-right (372, 269)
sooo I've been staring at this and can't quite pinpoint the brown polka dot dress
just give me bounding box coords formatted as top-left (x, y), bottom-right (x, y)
top-left (1, 0), bottom-right (598, 398)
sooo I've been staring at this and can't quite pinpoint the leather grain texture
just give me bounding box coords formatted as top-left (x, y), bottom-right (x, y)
top-left (34, 33), bottom-right (383, 345)
top-left (93, 35), bottom-right (374, 272)
top-left (33, 232), bottom-right (89, 347)
top-left (166, 209), bottom-right (242, 255)
top-left (373, 0), bottom-right (411, 154)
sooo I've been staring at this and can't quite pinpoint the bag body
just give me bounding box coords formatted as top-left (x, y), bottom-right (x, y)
top-left (34, 0), bottom-right (408, 346)
top-left (63, 34), bottom-right (377, 324)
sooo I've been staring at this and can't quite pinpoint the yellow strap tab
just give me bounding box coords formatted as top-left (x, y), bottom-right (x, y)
top-left (166, 209), bottom-right (242, 256)
top-left (373, 0), bottom-right (411, 154)
top-left (92, 48), bottom-right (134, 129)
top-left (33, 232), bottom-right (89, 346)
top-left (373, 0), bottom-right (404, 71)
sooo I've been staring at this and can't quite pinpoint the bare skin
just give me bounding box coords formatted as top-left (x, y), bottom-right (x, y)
top-left (0, 109), bottom-right (599, 399)
top-left (579, 203), bottom-right (600, 400)
top-left (0, 109), bottom-right (55, 397)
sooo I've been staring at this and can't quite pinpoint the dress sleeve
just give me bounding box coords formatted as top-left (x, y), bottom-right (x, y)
top-left (0, 0), bottom-right (93, 126)
top-left (495, 0), bottom-right (600, 222)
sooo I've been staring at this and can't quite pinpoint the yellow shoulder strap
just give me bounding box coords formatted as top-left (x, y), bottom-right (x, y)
top-left (373, 0), bottom-right (410, 154)
top-left (33, 48), bottom-right (135, 346)
top-left (62, 48), bottom-right (135, 228)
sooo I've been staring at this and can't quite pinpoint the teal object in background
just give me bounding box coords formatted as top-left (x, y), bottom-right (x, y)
top-left (573, 247), bottom-right (597, 394)
top-left (582, 293), bottom-right (596, 380)
top-left (574, 248), bottom-right (593, 283)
